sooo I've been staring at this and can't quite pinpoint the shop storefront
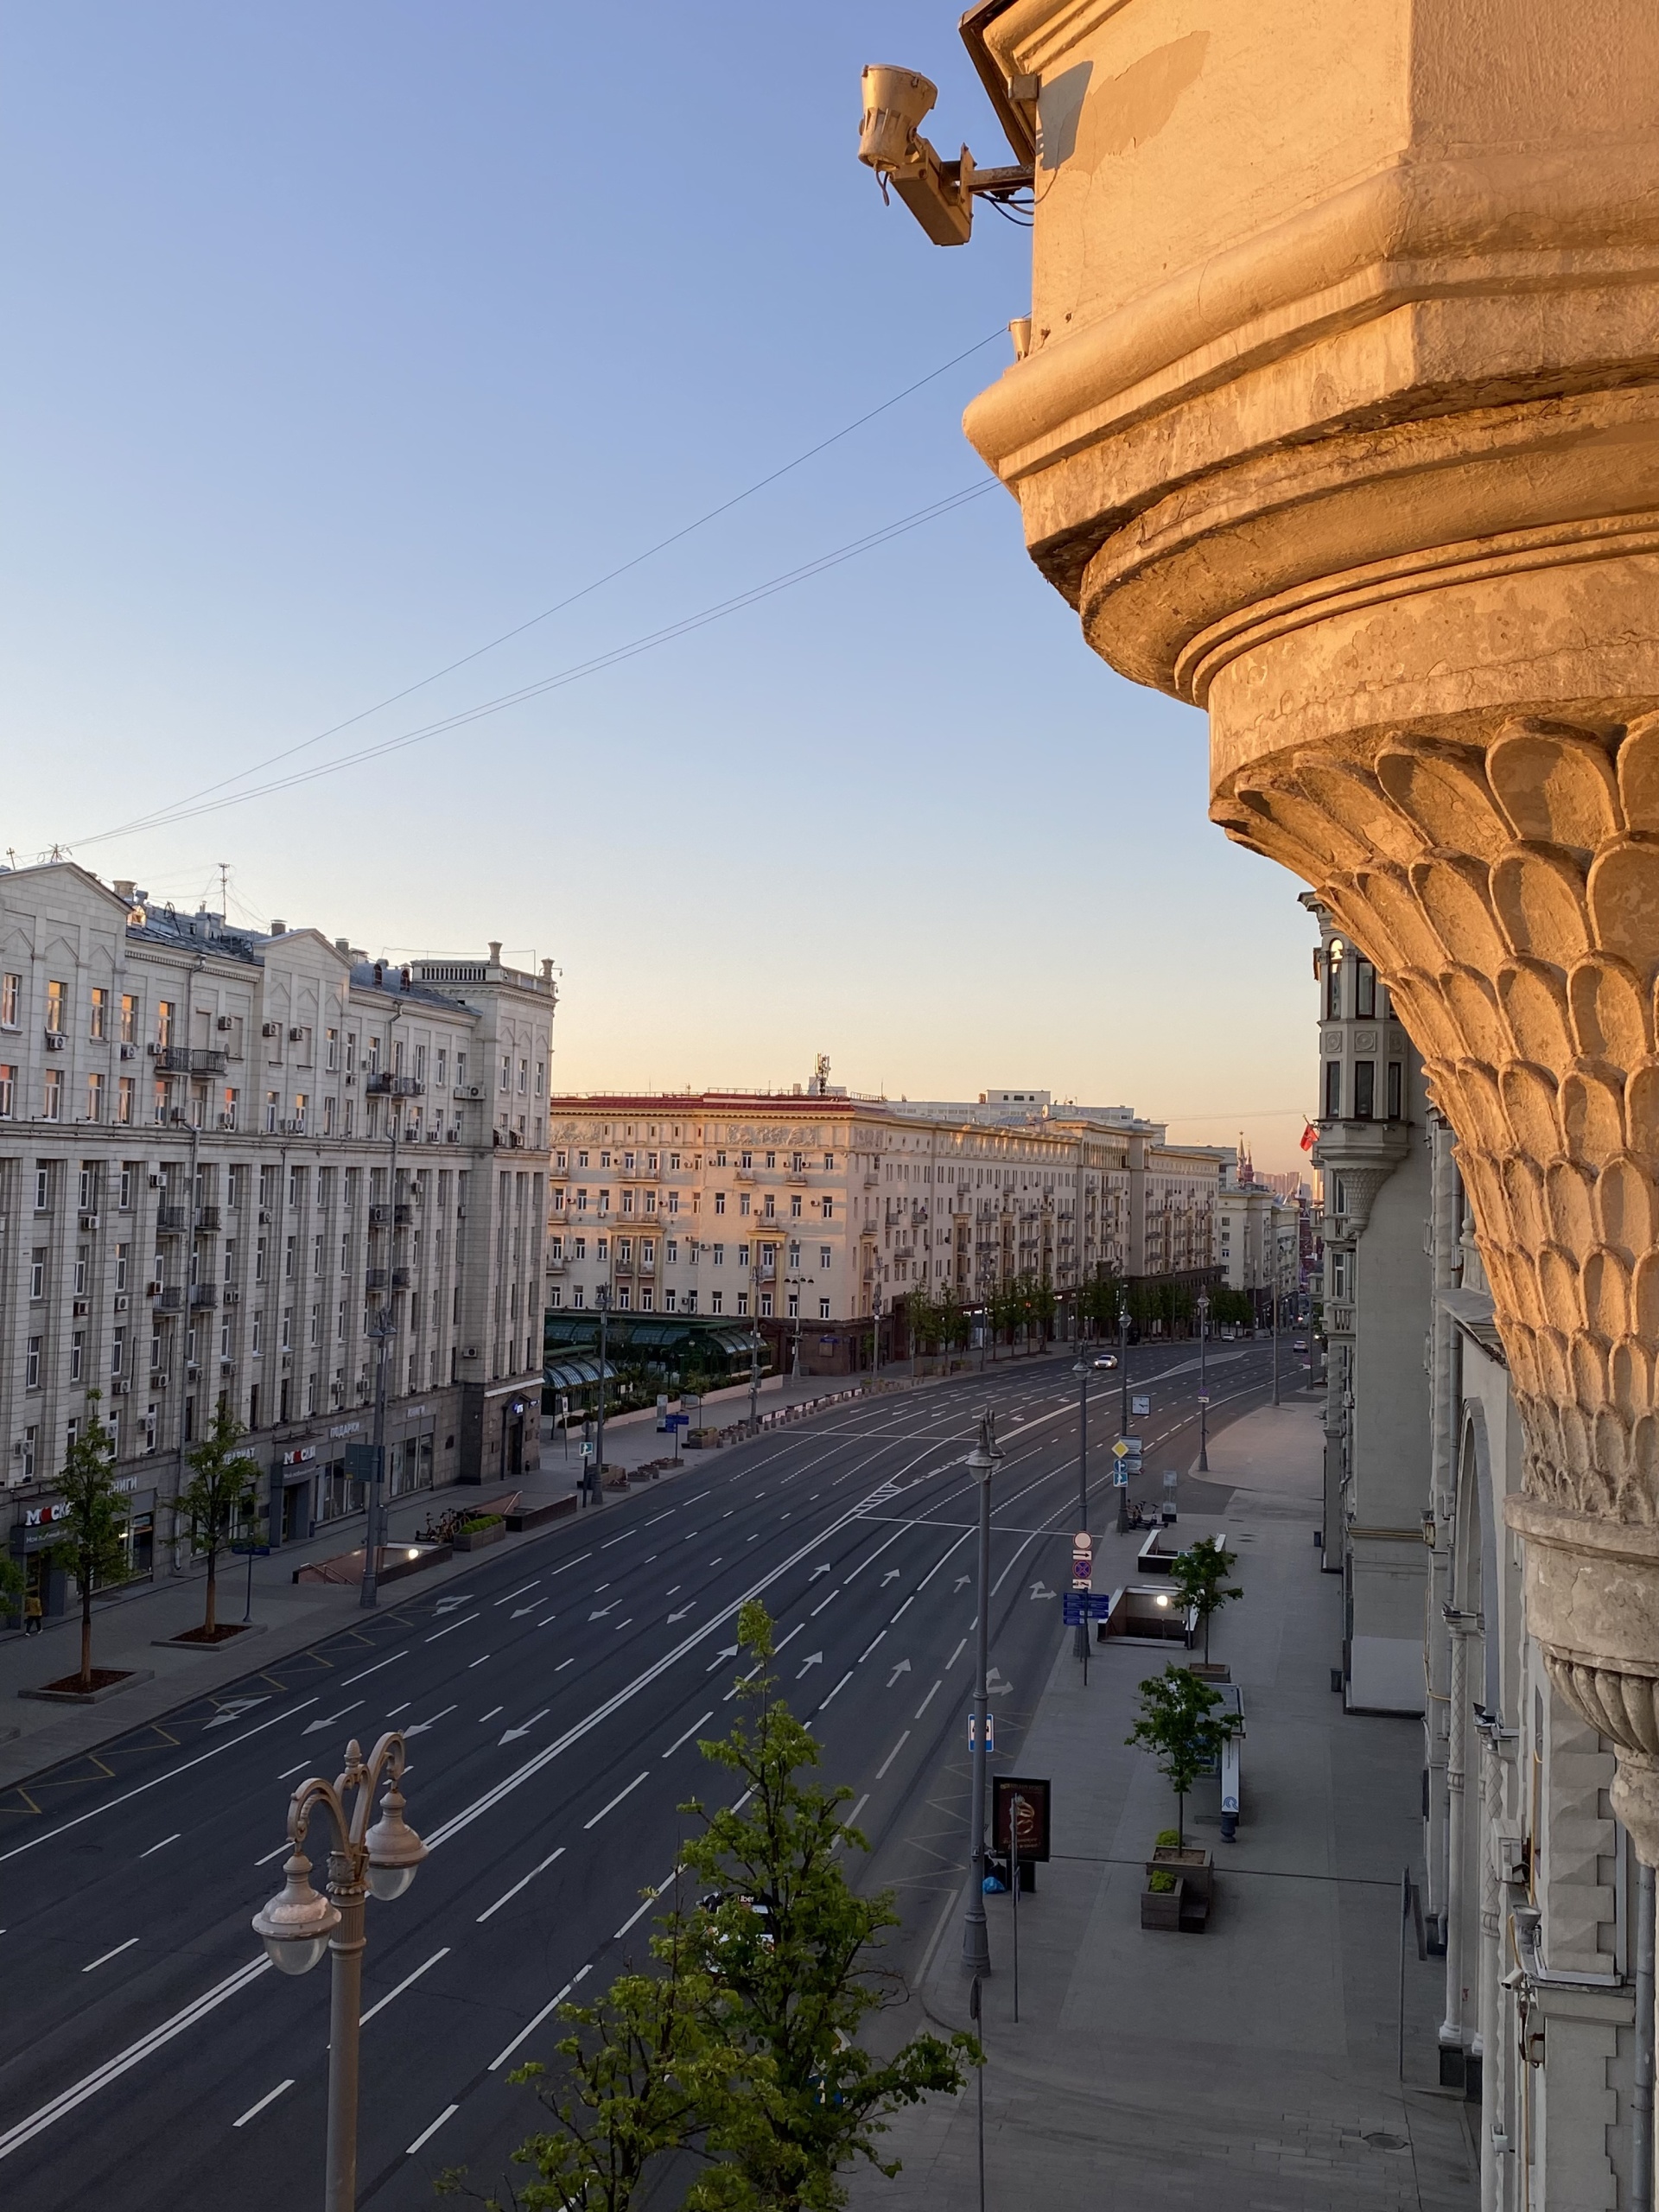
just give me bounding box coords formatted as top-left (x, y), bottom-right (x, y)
top-left (390, 1406), bottom-right (436, 1498)
top-left (8, 1478), bottom-right (155, 1610)
top-left (267, 1445), bottom-right (317, 1548)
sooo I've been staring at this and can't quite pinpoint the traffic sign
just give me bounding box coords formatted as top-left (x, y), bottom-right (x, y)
top-left (1197, 1392), bottom-right (1211, 1406)
top-left (1113, 1465), bottom-right (1129, 1487)
top-left (1072, 1529), bottom-right (1093, 1552)
top-left (969, 1712), bottom-right (995, 1751)
top-left (1062, 1592), bottom-right (1113, 1625)
top-left (664, 1413), bottom-right (690, 1429)
top-left (1131, 1394), bottom-right (1150, 1416)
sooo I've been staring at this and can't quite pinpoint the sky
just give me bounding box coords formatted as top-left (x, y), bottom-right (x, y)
top-left (0, 3), bottom-right (1318, 1171)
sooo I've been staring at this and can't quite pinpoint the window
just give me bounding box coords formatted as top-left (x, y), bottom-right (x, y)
top-left (518, 1058), bottom-right (528, 1095)
top-left (436, 1048), bottom-right (448, 1089)
top-left (819, 1298), bottom-right (831, 1319)
top-left (712, 1243), bottom-right (725, 1267)
top-left (326, 1027), bottom-right (339, 1071)
top-left (1355, 959), bottom-right (1376, 1020)
top-left (739, 1192), bottom-right (751, 1217)
top-left (790, 1193), bottom-right (802, 1217)
top-left (0, 973), bottom-right (18, 1027)
top-left (1325, 960), bottom-right (1342, 1020)
top-left (42, 1069), bottom-right (62, 1122)
top-left (710, 1291), bottom-right (723, 1314)
top-left (1387, 1061), bottom-right (1402, 1121)
top-left (251, 1311), bottom-right (264, 1355)
top-left (1324, 1060), bottom-right (1341, 1119)
top-left (70, 1332), bottom-right (84, 1382)
top-left (1353, 1060), bottom-right (1376, 1120)
top-left (285, 1236), bottom-right (296, 1279)
top-left (156, 1000), bottom-right (175, 1048)
top-left (820, 1196), bottom-right (833, 1220)
top-left (119, 993), bottom-right (137, 1044)
top-left (112, 1326), bottom-right (125, 1376)
top-left (74, 1245), bottom-right (88, 1296)
top-left (86, 1071), bottom-right (105, 1122)
top-left (89, 986), bottom-right (108, 1039)
top-left (0, 1065), bottom-right (12, 1118)
top-left (714, 1192), bottom-right (726, 1216)
top-left (25, 1336), bottom-right (41, 1390)
top-left (737, 1292), bottom-right (749, 1316)
top-left (499, 1054), bottom-right (511, 1093)
top-left (823, 1154), bottom-right (835, 1170)
top-left (29, 1249), bottom-right (46, 1300)
top-left (46, 980), bottom-right (66, 1035)
top-left (115, 1074), bottom-right (133, 1123)
top-left (820, 1245), bottom-right (832, 1269)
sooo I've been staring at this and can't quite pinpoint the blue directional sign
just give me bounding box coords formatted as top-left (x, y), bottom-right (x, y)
top-left (1061, 1592), bottom-right (1113, 1626)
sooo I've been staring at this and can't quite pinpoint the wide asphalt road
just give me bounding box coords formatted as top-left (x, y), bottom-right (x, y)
top-left (0, 1338), bottom-right (1290, 2209)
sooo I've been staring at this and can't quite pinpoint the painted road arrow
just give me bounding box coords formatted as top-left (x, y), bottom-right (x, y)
top-left (987, 1669), bottom-right (1014, 1697)
top-left (705, 1643), bottom-right (741, 1672)
top-left (887, 1659), bottom-right (912, 1688)
top-left (954, 1575), bottom-right (971, 1592)
top-left (511, 1604), bottom-right (542, 1619)
top-left (303, 1700), bottom-right (363, 1737)
top-left (797, 1651), bottom-right (824, 1679)
top-left (809, 1564), bottom-right (832, 1580)
top-left (405, 1703), bottom-right (458, 1737)
top-left (588, 1602), bottom-right (620, 1621)
top-left (499, 1708), bottom-right (550, 1745)
top-left (880, 1570), bottom-right (901, 1586)
top-left (1030, 1582), bottom-right (1057, 1600)
top-left (668, 1605), bottom-right (696, 1624)
top-left (204, 1696), bottom-right (269, 1730)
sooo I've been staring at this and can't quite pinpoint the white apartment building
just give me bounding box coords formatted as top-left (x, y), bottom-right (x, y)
top-left (1, 865), bottom-right (553, 1611)
top-left (1217, 1150), bottom-right (1300, 1318)
top-left (544, 1083), bottom-right (1221, 1371)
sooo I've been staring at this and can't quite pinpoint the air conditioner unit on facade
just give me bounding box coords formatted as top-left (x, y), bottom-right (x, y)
top-left (44, 1033), bottom-right (65, 1052)
top-left (461, 1346), bottom-right (479, 1358)
top-left (464, 1086), bottom-right (483, 1100)
top-left (73, 1300), bottom-right (88, 1318)
top-left (220, 1360), bottom-right (234, 1376)
top-left (146, 1280), bottom-right (163, 1297)
top-left (219, 1115), bottom-right (235, 1131)
top-left (147, 1042), bottom-right (158, 1056)
top-left (216, 1016), bottom-right (232, 1032)
top-left (114, 1294), bottom-right (128, 1312)
top-left (288, 1027), bottom-right (302, 1042)
top-left (149, 1173), bottom-right (161, 1189)
top-left (111, 1379), bottom-right (130, 1396)
top-left (79, 1213), bottom-right (99, 1231)
top-left (119, 1044), bottom-right (136, 1060)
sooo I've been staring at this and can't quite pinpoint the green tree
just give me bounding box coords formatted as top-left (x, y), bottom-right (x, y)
top-left (176, 1402), bottom-right (260, 1637)
top-left (936, 1284), bottom-right (964, 1356)
top-left (1169, 1536), bottom-right (1243, 1662)
top-left (1127, 1663), bottom-right (1243, 1846)
top-left (438, 1916), bottom-right (727, 2212)
top-left (50, 1393), bottom-right (130, 1693)
top-left (680, 1601), bottom-right (974, 2210)
top-left (0, 1553), bottom-right (22, 1628)
top-left (1030, 1274), bottom-right (1057, 1346)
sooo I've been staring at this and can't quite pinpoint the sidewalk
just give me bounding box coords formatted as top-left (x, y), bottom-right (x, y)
top-left (849, 1398), bottom-right (1478, 2212)
top-left (0, 1365), bottom-right (908, 1796)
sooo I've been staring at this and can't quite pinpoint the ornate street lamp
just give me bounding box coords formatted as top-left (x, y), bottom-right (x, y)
top-left (252, 1732), bottom-right (427, 2212)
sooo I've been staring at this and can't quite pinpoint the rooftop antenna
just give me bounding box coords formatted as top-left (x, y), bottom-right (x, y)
top-left (217, 861), bottom-right (230, 919)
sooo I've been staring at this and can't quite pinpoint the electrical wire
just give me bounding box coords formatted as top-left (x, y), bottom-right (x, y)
top-left (79, 326), bottom-right (1014, 845)
top-left (70, 480), bottom-right (1000, 847)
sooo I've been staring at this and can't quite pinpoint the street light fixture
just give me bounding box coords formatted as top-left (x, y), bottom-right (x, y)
top-left (962, 1408), bottom-right (1001, 1976)
top-left (1071, 1347), bottom-right (1090, 1659)
top-left (1197, 1292), bottom-right (1211, 1473)
top-left (252, 1732), bottom-right (426, 2212)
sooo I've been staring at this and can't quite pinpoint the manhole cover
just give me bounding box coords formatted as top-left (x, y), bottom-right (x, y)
top-left (1363, 2132), bottom-right (1408, 2152)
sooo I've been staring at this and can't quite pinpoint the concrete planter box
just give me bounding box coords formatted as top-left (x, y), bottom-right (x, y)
top-left (21, 1667), bottom-right (156, 1706)
top-left (1141, 1878), bottom-right (1185, 1931)
top-left (154, 1622), bottom-right (269, 1650)
top-left (1148, 1846), bottom-right (1212, 1930)
top-left (454, 1519), bottom-right (505, 1552)
top-left (505, 1497), bottom-right (576, 1532)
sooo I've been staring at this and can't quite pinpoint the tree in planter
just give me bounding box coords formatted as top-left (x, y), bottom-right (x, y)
top-left (1168, 1535), bottom-right (1242, 1663)
top-left (681, 1601), bottom-right (974, 2209)
top-left (438, 1913), bottom-right (729, 2212)
top-left (50, 1393), bottom-right (130, 1693)
top-left (176, 1403), bottom-right (260, 1638)
top-left (1126, 1663), bottom-right (1242, 1847)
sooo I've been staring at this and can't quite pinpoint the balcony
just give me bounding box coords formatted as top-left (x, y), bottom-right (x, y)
top-left (391, 1267), bottom-right (412, 1289)
top-left (190, 1284), bottom-right (218, 1309)
top-left (365, 1267), bottom-right (389, 1291)
top-left (158, 1286), bottom-right (184, 1311)
top-left (195, 1205), bottom-right (221, 1232)
top-left (156, 1205), bottom-right (189, 1233)
top-left (156, 1046), bottom-right (227, 1077)
top-left (365, 1073), bottom-right (423, 1097)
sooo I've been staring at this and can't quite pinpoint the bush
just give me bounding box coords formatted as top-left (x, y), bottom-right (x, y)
top-left (1147, 1869), bottom-right (1178, 1894)
top-left (458, 1514), bottom-right (504, 1536)
top-left (1155, 1829), bottom-right (1181, 1850)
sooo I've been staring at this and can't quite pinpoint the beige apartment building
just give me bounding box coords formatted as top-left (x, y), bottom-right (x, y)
top-left (0, 863), bottom-right (552, 1608)
top-left (545, 1083), bottom-right (1220, 1363)
top-left (1216, 1152), bottom-right (1300, 1320)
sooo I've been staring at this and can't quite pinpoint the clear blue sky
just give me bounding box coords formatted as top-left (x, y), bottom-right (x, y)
top-left (0, 3), bottom-right (1315, 1167)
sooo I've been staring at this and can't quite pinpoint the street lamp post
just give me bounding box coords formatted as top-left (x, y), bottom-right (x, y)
top-left (251, 1732), bottom-right (427, 2212)
top-left (358, 1306), bottom-right (396, 1610)
top-left (1071, 1348), bottom-right (1090, 1658)
top-left (1116, 1299), bottom-right (1131, 1535)
top-left (962, 1408), bottom-right (1000, 1976)
top-left (1198, 1292), bottom-right (1211, 1473)
top-left (1271, 1249), bottom-right (1281, 1408)
top-left (870, 1287), bottom-right (882, 1383)
top-left (593, 1285), bottom-right (610, 1501)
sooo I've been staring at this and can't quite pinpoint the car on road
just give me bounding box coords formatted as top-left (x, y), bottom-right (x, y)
top-left (1093, 1353), bottom-right (1119, 1370)
top-left (1293, 1338), bottom-right (1307, 1351)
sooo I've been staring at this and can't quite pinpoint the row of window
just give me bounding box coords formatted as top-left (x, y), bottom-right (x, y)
top-left (1323, 1059), bottom-right (1404, 1122)
top-left (547, 1285), bottom-right (835, 1321)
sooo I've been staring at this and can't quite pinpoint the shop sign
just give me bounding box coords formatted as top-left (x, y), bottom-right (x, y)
top-left (22, 1499), bottom-right (71, 1529)
top-left (278, 1446), bottom-right (316, 1468)
top-left (328, 1421), bottom-right (362, 1440)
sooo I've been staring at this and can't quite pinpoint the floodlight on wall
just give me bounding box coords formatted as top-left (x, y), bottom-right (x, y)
top-left (857, 63), bottom-right (1032, 247)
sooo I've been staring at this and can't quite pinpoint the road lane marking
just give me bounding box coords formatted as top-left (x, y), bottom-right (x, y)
top-left (83, 1937), bottom-right (139, 1973)
top-left (946, 1638), bottom-right (967, 1669)
top-left (662, 1711), bottom-right (714, 1759)
top-left (810, 1588), bottom-right (839, 1616)
top-left (614, 1866), bottom-right (678, 1941)
top-left (468, 1653), bottom-right (492, 1669)
top-left (477, 1845), bottom-right (567, 1923)
top-left (858, 1631), bottom-right (886, 1663)
top-left (255, 1840), bottom-right (293, 1867)
top-left (583, 1771), bottom-right (649, 1829)
top-left (495, 1582), bottom-right (540, 1606)
top-left (555, 1656), bottom-right (575, 1670)
top-left (0, 1956), bottom-right (270, 2160)
top-left (424, 1612), bottom-right (480, 1643)
top-left (547, 1550), bottom-right (594, 1575)
top-left (340, 1649), bottom-right (408, 1687)
top-left (302, 1700), bottom-right (364, 1738)
top-left (360, 1948), bottom-right (449, 2025)
top-left (480, 1707), bottom-right (504, 1723)
top-left (0, 1700), bottom-right (319, 1869)
top-left (889, 1595), bottom-right (914, 1621)
top-left (875, 1732), bottom-right (911, 1779)
top-left (139, 1834), bottom-right (181, 1859)
top-left (914, 1680), bottom-right (942, 1718)
top-left (491, 1981), bottom-right (572, 2071)
top-left (404, 1704), bottom-right (457, 1738)
top-left (815, 1670), bottom-right (854, 1715)
top-left (233, 2079), bottom-right (294, 2128)
top-left (407, 2104), bottom-right (459, 2155)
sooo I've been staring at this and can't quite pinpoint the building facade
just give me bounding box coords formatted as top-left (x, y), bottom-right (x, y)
top-left (1, 865), bottom-right (552, 1605)
top-left (545, 1084), bottom-right (1220, 1370)
top-left (1216, 1148), bottom-right (1300, 1321)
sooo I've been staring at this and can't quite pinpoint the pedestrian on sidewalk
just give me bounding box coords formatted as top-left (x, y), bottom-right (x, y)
top-left (23, 1590), bottom-right (43, 1636)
